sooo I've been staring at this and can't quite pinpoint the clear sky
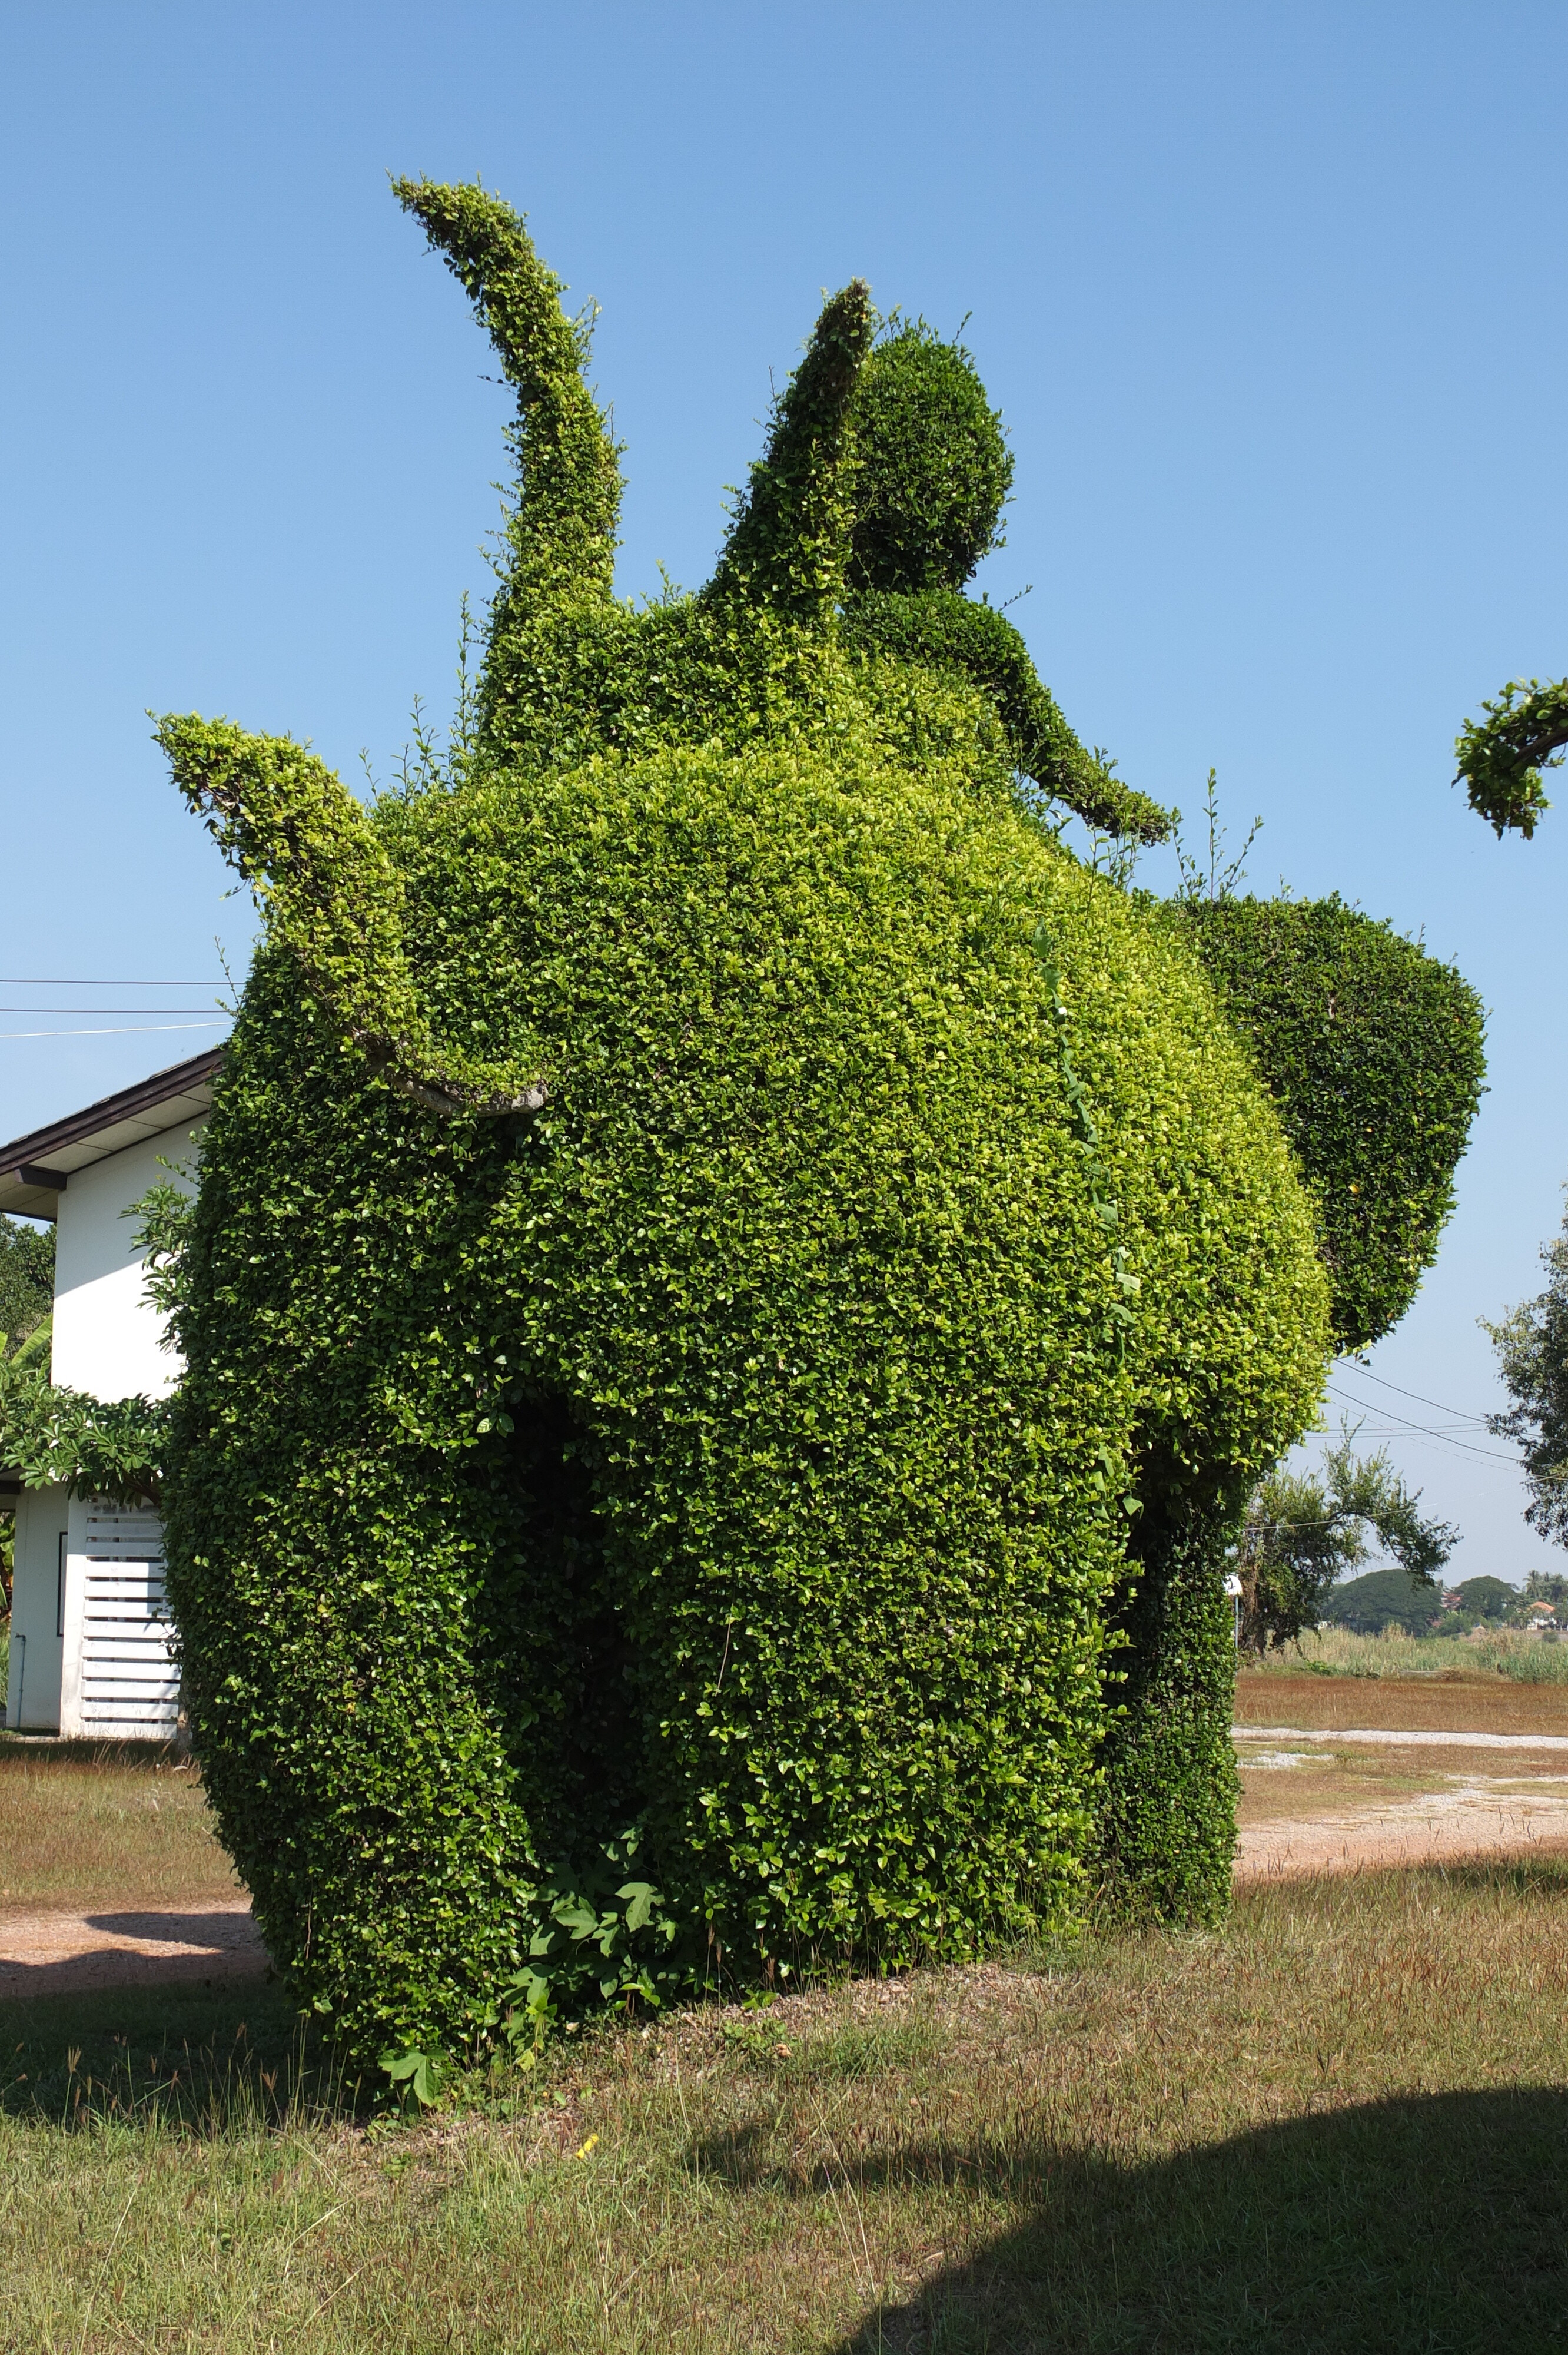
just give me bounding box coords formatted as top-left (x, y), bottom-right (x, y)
top-left (3, 2), bottom-right (1565, 1581)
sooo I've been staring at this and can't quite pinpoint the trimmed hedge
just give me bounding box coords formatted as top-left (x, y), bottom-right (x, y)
top-left (155, 183), bottom-right (1336, 2063)
top-left (1097, 1501), bottom-right (1241, 1923)
top-left (845, 319), bottom-right (1013, 596)
top-left (162, 725), bottom-right (1328, 2053)
top-left (1171, 896), bottom-right (1486, 1350)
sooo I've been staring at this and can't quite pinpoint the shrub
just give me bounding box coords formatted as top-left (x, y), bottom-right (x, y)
top-left (1171, 895), bottom-right (1486, 1351)
top-left (845, 319), bottom-right (1013, 596)
top-left (0, 1215), bottom-right (53, 1358)
top-left (152, 181), bottom-right (1331, 2064)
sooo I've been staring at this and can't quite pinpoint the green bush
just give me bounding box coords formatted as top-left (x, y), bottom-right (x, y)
top-left (0, 1215), bottom-right (53, 1358)
top-left (1171, 895), bottom-right (1486, 1351)
top-left (837, 321), bottom-right (1171, 847)
top-left (151, 181), bottom-right (1331, 2065)
top-left (845, 319), bottom-right (1013, 596)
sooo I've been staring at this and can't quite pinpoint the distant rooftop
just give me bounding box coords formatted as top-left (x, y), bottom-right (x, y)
top-left (0, 1048), bottom-right (223, 1222)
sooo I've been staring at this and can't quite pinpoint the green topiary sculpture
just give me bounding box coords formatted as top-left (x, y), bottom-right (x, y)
top-left (150, 181), bottom-right (1443, 2066)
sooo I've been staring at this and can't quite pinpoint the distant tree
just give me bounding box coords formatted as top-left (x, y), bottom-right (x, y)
top-left (1328, 1563), bottom-right (1450, 1637)
top-left (1511, 1569), bottom-right (1568, 1628)
top-left (1484, 1203), bottom-right (1568, 1545)
top-left (1456, 677), bottom-right (1568, 840)
top-left (1237, 1424), bottom-right (1458, 1653)
top-left (1454, 1574), bottom-right (1519, 1624)
top-left (0, 1215), bottom-right (52, 1359)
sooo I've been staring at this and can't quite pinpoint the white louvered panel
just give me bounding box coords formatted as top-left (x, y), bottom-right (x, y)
top-left (84, 1508), bottom-right (165, 1560)
top-left (80, 1502), bottom-right (179, 1736)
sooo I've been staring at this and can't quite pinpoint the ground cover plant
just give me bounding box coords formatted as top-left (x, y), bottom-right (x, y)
top-left (4, 1863), bottom-right (1568, 2350)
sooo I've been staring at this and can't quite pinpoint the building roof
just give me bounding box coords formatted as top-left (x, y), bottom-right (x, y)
top-left (0, 1049), bottom-right (223, 1222)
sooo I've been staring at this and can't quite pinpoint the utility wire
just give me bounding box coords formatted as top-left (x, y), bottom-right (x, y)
top-left (0, 1020), bottom-right (230, 1041)
top-left (1339, 1362), bottom-right (1496, 1424)
top-left (0, 977), bottom-right (231, 988)
top-left (1326, 1379), bottom-right (1523, 1465)
top-left (0, 1006), bottom-right (228, 1014)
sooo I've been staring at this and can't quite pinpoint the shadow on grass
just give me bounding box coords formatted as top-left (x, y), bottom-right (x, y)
top-left (0, 1909), bottom-right (269, 2004)
top-left (810, 2085), bottom-right (1568, 2354)
top-left (0, 1972), bottom-right (368, 2132)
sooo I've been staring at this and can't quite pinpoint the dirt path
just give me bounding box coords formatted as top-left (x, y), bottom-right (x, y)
top-left (1235, 1783), bottom-right (1568, 1878)
top-left (0, 1901), bottom-right (268, 1999)
top-left (1233, 1720), bottom-right (1568, 1879)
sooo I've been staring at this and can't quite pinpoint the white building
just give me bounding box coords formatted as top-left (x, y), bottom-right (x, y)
top-left (1, 1050), bottom-right (219, 1735)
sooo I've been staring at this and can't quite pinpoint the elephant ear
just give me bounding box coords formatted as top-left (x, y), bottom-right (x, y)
top-left (1174, 894), bottom-right (1486, 1351)
top-left (393, 178), bottom-right (622, 615)
top-left (704, 279), bottom-right (873, 624)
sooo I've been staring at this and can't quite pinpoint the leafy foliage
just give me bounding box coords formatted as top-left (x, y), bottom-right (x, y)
top-left (1096, 1500), bottom-right (1241, 1924)
top-left (1486, 1202), bottom-right (1568, 1547)
top-left (1237, 1425), bottom-right (1457, 1653)
top-left (0, 1334), bottom-right (165, 1505)
top-left (845, 319), bottom-right (1014, 596)
top-left (154, 180), bottom-right (1332, 2065)
top-left (1451, 1574), bottom-right (1517, 1624)
top-left (835, 321), bottom-right (1169, 847)
top-left (1171, 895), bottom-right (1486, 1351)
top-left (0, 1216), bottom-right (53, 1359)
top-left (1455, 676), bottom-right (1568, 840)
top-left (841, 590), bottom-right (1172, 842)
top-left (1523, 1568), bottom-right (1568, 1609)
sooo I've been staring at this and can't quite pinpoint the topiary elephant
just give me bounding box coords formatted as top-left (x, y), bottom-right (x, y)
top-left (154, 181), bottom-right (1482, 2065)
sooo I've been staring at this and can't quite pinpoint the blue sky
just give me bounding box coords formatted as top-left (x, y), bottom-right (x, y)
top-left (3, 2), bottom-right (1565, 1579)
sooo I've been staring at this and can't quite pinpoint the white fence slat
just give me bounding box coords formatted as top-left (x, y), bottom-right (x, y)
top-left (74, 1500), bottom-right (180, 1737)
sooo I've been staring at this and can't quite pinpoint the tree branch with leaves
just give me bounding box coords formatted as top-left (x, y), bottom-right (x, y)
top-left (1235, 1422), bottom-right (1457, 1654)
top-left (1455, 676), bottom-right (1568, 840)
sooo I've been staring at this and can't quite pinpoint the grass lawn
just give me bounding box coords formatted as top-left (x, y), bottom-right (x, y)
top-left (5, 1863), bottom-right (1568, 2351)
top-left (0, 1737), bottom-right (242, 1916)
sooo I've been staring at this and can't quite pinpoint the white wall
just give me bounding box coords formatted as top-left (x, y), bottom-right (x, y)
top-left (6, 1482), bottom-right (69, 1730)
top-left (50, 1121), bottom-right (202, 1401)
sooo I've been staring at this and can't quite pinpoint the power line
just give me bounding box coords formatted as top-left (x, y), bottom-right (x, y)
top-left (1340, 1362), bottom-right (1494, 1424)
top-left (1326, 1379), bottom-right (1523, 1465)
top-left (0, 1006), bottom-right (227, 1014)
top-left (0, 977), bottom-right (231, 988)
top-left (0, 1020), bottom-right (230, 1040)
top-left (1345, 1422), bottom-right (1489, 1438)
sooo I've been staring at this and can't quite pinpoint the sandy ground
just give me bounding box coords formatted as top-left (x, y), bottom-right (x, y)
top-left (0, 1900), bottom-right (268, 1999)
top-left (1233, 1721), bottom-right (1568, 1879)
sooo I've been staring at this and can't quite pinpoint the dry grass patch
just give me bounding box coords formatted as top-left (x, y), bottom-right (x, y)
top-left (1236, 1749), bottom-right (1447, 1826)
top-left (4, 1865), bottom-right (1568, 2349)
top-left (0, 1737), bottom-right (241, 1916)
top-left (1234, 1666), bottom-right (1568, 1736)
